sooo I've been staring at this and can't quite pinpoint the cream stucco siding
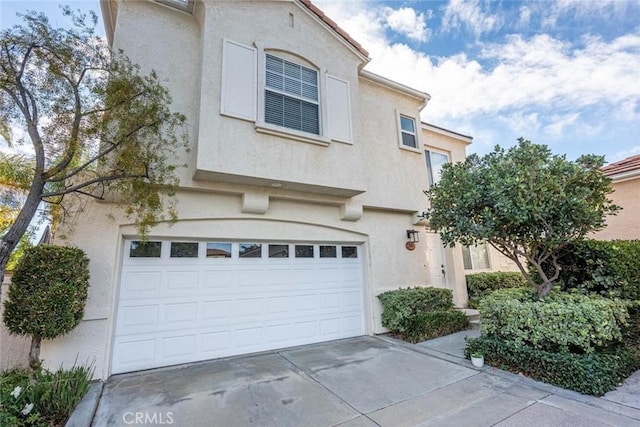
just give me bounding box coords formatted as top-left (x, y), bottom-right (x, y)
top-left (594, 177), bottom-right (640, 240)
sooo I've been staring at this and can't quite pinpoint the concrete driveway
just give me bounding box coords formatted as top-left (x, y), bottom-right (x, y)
top-left (75, 335), bottom-right (640, 426)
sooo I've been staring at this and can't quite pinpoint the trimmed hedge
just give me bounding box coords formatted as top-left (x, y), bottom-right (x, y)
top-left (465, 272), bottom-right (527, 308)
top-left (400, 311), bottom-right (469, 343)
top-left (3, 245), bottom-right (90, 339)
top-left (479, 288), bottom-right (629, 353)
top-left (465, 336), bottom-right (640, 396)
top-left (378, 287), bottom-right (454, 334)
top-left (540, 239), bottom-right (640, 300)
top-left (378, 287), bottom-right (468, 343)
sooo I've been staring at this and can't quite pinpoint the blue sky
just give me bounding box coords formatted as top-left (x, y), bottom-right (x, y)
top-left (2, 0), bottom-right (640, 163)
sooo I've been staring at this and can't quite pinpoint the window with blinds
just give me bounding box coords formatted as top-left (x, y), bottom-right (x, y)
top-left (265, 54), bottom-right (320, 135)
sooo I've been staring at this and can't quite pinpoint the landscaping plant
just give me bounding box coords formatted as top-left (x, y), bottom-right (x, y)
top-left (378, 287), bottom-right (469, 343)
top-left (425, 139), bottom-right (619, 298)
top-left (465, 271), bottom-right (527, 308)
top-left (2, 245), bottom-right (90, 371)
top-left (0, 364), bottom-right (93, 427)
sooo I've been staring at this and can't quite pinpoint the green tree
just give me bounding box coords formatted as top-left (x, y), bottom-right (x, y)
top-left (425, 138), bottom-right (619, 298)
top-left (3, 245), bottom-right (90, 372)
top-left (0, 8), bottom-right (188, 281)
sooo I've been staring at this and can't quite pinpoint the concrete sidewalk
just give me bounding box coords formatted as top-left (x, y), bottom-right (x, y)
top-left (69, 333), bottom-right (640, 426)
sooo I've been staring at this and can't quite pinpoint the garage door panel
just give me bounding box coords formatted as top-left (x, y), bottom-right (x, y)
top-left (113, 240), bottom-right (365, 374)
top-left (166, 270), bottom-right (199, 290)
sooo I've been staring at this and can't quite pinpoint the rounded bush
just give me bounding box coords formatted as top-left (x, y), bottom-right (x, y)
top-left (378, 287), bottom-right (455, 333)
top-left (479, 288), bottom-right (629, 353)
top-left (465, 271), bottom-right (527, 308)
top-left (3, 245), bottom-right (90, 339)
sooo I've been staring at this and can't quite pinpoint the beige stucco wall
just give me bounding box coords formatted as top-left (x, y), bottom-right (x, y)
top-left (594, 177), bottom-right (640, 240)
top-left (0, 274), bottom-right (30, 371)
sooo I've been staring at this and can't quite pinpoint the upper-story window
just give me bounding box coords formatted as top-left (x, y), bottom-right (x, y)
top-left (264, 54), bottom-right (319, 135)
top-left (425, 149), bottom-right (449, 186)
top-left (220, 39), bottom-right (353, 144)
top-left (400, 116), bottom-right (417, 148)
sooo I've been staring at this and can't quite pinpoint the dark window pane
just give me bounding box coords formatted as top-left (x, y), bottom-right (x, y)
top-left (239, 243), bottom-right (262, 258)
top-left (462, 247), bottom-right (472, 270)
top-left (320, 245), bottom-right (337, 258)
top-left (341, 246), bottom-right (358, 258)
top-left (269, 244), bottom-right (289, 258)
top-left (130, 241), bottom-right (162, 258)
top-left (170, 242), bottom-right (198, 258)
top-left (402, 132), bottom-right (417, 148)
top-left (207, 243), bottom-right (231, 258)
top-left (295, 245), bottom-right (314, 258)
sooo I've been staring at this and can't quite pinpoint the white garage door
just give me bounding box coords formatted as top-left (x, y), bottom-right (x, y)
top-left (112, 240), bottom-right (365, 374)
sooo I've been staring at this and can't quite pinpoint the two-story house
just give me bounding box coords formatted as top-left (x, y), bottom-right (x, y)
top-left (35, 0), bottom-right (509, 379)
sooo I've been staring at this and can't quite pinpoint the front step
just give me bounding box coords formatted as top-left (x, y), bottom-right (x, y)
top-left (458, 308), bottom-right (481, 330)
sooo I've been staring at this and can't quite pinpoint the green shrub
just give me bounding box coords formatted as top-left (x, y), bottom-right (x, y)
top-left (537, 239), bottom-right (640, 300)
top-left (0, 365), bottom-right (93, 427)
top-left (466, 272), bottom-right (527, 308)
top-left (3, 245), bottom-right (90, 370)
top-left (400, 310), bottom-right (469, 343)
top-left (378, 287), bottom-right (455, 334)
top-left (465, 336), bottom-right (640, 396)
top-left (378, 287), bottom-right (468, 342)
top-left (479, 288), bottom-right (629, 353)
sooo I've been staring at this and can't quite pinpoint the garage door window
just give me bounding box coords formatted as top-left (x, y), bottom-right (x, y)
top-left (170, 242), bottom-right (199, 258)
top-left (129, 241), bottom-right (162, 258)
top-left (342, 246), bottom-right (358, 258)
top-left (269, 244), bottom-right (289, 258)
top-left (206, 242), bottom-right (232, 258)
top-left (295, 245), bottom-right (314, 258)
top-left (320, 245), bottom-right (337, 258)
top-left (239, 243), bottom-right (262, 258)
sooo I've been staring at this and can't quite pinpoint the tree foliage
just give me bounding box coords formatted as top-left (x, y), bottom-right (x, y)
top-left (425, 138), bottom-right (619, 297)
top-left (0, 8), bottom-right (188, 278)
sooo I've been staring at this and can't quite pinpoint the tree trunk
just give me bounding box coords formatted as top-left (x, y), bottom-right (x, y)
top-left (0, 179), bottom-right (45, 282)
top-left (537, 281), bottom-right (554, 298)
top-left (29, 334), bottom-right (42, 373)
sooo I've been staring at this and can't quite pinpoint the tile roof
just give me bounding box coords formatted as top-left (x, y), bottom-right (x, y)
top-left (299, 0), bottom-right (369, 57)
top-left (602, 154), bottom-right (640, 176)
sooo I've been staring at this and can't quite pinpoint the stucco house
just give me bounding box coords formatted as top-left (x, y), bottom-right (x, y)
top-left (26, 0), bottom-right (513, 379)
top-left (594, 154), bottom-right (640, 240)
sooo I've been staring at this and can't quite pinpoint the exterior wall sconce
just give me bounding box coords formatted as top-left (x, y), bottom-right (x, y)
top-left (406, 229), bottom-right (419, 251)
top-left (406, 229), bottom-right (420, 242)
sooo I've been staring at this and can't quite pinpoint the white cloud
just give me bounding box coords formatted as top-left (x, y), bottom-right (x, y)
top-left (312, 0), bottom-right (640, 148)
top-left (518, 5), bottom-right (532, 28)
top-left (610, 145), bottom-right (640, 162)
top-left (384, 7), bottom-right (430, 42)
top-left (544, 112), bottom-right (580, 136)
top-left (441, 0), bottom-right (502, 38)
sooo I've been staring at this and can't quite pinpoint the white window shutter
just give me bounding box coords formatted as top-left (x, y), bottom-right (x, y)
top-left (326, 75), bottom-right (352, 143)
top-left (221, 39), bottom-right (257, 121)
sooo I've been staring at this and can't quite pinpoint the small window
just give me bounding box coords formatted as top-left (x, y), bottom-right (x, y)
top-left (239, 243), bottom-right (262, 258)
top-left (320, 245), bottom-right (337, 258)
top-left (341, 246), bottom-right (358, 258)
top-left (462, 244), bottom-right (490, 270)
top-left (269, 244), bottom-right (289, 258)
top-left (170, 242), bottom-right (199, 258)
top-left (130, 241), bottom-right (162, 258)
top-left (207, 243), bottom-right (232, 258)
top-left (425, 150), bottom-right (449, 186)
top-left (400, 116), bottom-right (417, 148)
top-left (295, 245), bottom-right (314, 258)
